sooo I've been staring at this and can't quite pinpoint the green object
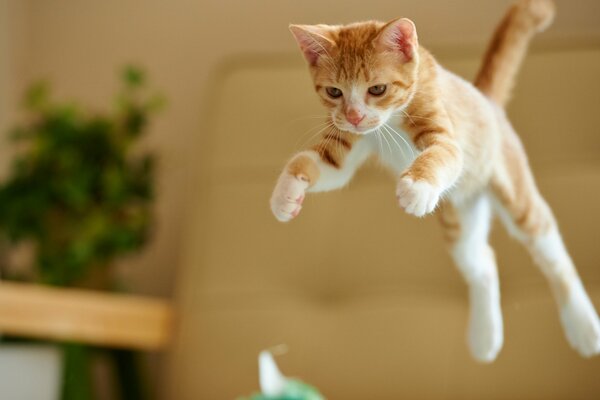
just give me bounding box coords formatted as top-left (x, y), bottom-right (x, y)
top-left (244, 379), bottom-right (324, 400)
top-left (111, 348), bottom-right (149, 400)
top-left (61, 343), bottom-right (94, 400)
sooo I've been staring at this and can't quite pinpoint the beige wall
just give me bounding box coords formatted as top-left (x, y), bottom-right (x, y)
top-left (0, 1), bottom-right (28, 178)
top-left (0, 2), bottom-right (6, 131)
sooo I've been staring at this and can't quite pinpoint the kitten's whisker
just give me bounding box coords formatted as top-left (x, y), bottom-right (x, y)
top-left (294, 120), bottom-right (334, 146)
top-left (393, 109), bottom-right (436, 123)
top-left (317, 125), bottom-right (337, 156)
top-left (286, 115), bottom-right (331, 126)
top-left (380, 127), bottom-right (394, 157)
top-left (382, 124), bottom-right (406, 159)
top-left (375, 128), bottom-right (384, 157)
top-left (294, 121), bottom-right (335, 151)
top-left (398, 109), bottom-right (416, 127)
top-left (384, 123), bottom-right (415, 159)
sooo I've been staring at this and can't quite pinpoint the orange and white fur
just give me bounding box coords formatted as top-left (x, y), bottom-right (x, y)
top-left (270, 0), bottom-right (600, 362)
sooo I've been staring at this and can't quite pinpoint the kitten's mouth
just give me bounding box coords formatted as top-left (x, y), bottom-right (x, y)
top-left (333, 121), bottom-right (379, 135)
top-left (344, 124), bottom-right (380, 135)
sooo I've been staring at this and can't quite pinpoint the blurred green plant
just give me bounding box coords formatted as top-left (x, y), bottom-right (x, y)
top-left (0, 66), bottom-right (163, 286)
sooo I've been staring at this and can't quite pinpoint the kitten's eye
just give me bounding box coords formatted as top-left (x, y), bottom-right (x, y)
top-left (368, 84), bottom-right (387, 96)
top-left (326, 87), bottom-right (343, 98)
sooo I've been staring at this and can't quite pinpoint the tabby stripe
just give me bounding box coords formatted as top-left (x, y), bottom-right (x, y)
top-left (442, 230), bottom-right (462, 243)
top-left (287, 154), bottom-right (320, 186)
top-left (516, 211), bottom-right (529, 228)
top-left (392, 79), bottom-right (409, 88)
top-left (439, 218), bottom-right (460, 230)
top-left (319, 147), bottom-right (340, 168)
top-left (412, 128), bottom-right (445, 146)
top-left (323, 133), bottom-right (352, 150)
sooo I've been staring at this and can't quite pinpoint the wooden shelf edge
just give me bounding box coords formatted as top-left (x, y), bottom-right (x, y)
top-left (0, 281), bottom-right (174, 351)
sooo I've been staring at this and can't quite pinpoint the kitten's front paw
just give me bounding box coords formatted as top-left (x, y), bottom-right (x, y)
top-left (270, 173), bottom-right (309, 222)
top-left (396, 176), bottom-right (441, 217)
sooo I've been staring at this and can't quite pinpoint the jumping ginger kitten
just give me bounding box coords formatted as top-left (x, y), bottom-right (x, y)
top-left (269, 0), bottom-right (600, 362)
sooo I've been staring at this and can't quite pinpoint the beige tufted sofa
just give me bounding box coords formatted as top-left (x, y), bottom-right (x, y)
top-left (167, 47), bottom-right (600, 399)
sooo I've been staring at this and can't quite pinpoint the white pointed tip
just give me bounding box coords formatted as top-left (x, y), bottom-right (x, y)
top-left (259, 351), bottom-right (287, 396)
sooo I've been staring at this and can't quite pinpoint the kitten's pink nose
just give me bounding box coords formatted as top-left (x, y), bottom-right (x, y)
top-left (346, 110), bottom-right (365, 126)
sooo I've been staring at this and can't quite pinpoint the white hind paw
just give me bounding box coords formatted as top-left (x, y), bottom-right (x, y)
top-left (561, 296), bottom-right (600, 357)
top-left (468, 312), bottom-right (504, 363)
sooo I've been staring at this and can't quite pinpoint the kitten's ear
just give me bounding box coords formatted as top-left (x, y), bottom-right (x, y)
top-left (376, 18), bottom-right (418, 62)
top-left (289, 24), bottom-right (335, 66)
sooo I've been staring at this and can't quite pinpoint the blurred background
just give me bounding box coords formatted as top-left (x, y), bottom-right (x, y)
top-left (0, 0), bottom-right (599, 399)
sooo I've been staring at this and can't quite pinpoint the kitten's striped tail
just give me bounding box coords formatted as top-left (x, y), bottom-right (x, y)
top-left (474, 0), bottom-right (555, 107)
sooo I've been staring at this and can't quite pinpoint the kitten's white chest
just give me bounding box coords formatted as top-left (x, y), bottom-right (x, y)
top-left (368, 114), bottom-right (418, 174)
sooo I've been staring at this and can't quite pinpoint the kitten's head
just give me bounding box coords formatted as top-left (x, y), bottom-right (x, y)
top-left (290, 19), bottom-right (420, 134)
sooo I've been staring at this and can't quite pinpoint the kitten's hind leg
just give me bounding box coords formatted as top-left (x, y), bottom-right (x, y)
top-left (439, 195), bottom-right (504, 363)
top-left (491, 129), bottom-right (600, 357)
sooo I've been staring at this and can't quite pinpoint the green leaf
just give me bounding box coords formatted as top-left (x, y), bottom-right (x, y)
top-left (123, 66), bottom-right (145, 88)
top-left (24, 82), bottom-right (50, 111)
